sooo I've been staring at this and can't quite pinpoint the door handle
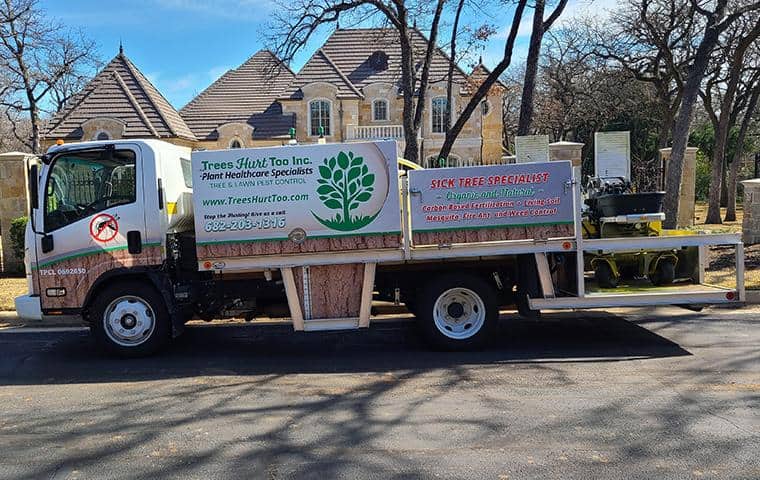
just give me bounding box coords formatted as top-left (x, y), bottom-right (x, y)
top-left (41, 234), bottom-right (54, 253)
top-left (127, 231), bottom-right (142, 254)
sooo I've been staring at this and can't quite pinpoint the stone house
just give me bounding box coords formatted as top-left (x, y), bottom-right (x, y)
top-left (43, 29), bottom-right (504, 165)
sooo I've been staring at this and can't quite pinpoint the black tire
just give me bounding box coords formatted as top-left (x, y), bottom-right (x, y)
top-left (89, 281), bottom-right (170, 357)
top-left (416, 274), bottom-right (498, 350)
top-left (651, 260), bottom-right (676, 286)
top-left (594, 262), bottom-right (618, 288)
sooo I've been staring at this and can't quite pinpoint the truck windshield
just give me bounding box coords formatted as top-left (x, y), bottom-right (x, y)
top-left (44, 149), bottom-right (137, 232)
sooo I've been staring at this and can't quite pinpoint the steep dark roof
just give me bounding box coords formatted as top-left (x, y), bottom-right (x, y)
top-left (469, 62), bottom-right (507, 89)
top-left (45, 52), bottom-right (196, 141)
top-left (281, 49), bottom-right (364, 99)
top-left (304, 28), bottom-right (471, 94)
top-left (180, 50), bottom-right (296, 140)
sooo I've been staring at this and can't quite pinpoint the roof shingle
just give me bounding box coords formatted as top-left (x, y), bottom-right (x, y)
top-left (180, 50), bottom-right (296, 140)
top-left (281, 48), bottom-right (364, 99)
top-left (45, 52), bottom-right (196, 141)
top-left (312, 28), bottom-right (471, 94)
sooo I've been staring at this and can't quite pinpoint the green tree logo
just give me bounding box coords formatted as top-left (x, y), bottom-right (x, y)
top-left (312, 151), bottom-right (380, 231)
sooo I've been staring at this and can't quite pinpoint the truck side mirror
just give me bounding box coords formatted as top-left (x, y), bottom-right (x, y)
top-left (28, 163), bottom-right (43, 235)
top-left (29, 164), bottom-right (38, 211)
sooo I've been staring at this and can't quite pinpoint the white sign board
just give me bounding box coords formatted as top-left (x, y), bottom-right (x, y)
top-left (192, 141), bottom-right (401, 246)
top-left (408, 161), bottom-right (574, 233)
top-left (594, 131), bottom-right (630, 179)
top-left (515, 135), bottom-right (550, 163)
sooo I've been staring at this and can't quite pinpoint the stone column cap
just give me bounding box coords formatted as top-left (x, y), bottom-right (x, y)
top-left (740, 178), bottom-right (760, 186)
top-left (659, 147), bottom-right (699, 154)
top-left (0, 151), bottom-right (34, 162)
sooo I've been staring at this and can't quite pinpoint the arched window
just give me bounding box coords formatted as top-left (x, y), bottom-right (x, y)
top-left (372, 99), bottom-right (388, 121)
top-left (93, 131), bottom-right (111, 141)
top-left (431, 97), bottom-right (449, 134)
top-left (481, 100), bottom-right (491, 116)
top-left (229, 139), bottom-right (242, 149)
top-left (309, 99), bottom-right (331, 136)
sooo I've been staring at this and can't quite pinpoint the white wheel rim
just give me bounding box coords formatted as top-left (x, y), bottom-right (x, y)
top-left (103, 295), bottom-right (156, 347)
top-left (432, 287), bottom-right (486, 340)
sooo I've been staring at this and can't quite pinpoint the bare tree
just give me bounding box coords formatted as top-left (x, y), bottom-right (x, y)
top-left (663, 0), bottom-right (760, 229)
top-left (268, 0), bottom-right (449, 164)
top-left (516, 0), bottom-right (567, 136)
top-left (0, 0), bottom-right (99, 153)
top-left (437, 0), bottom-right (529, 161)
top-left (725, 65), bottom-right (760, 221)
top-left (0, 108), bottom-right (30, 152)
top-left (590, 0), bottom-right (700, 188)
top-left (699, 14), bottom-right (760, 224)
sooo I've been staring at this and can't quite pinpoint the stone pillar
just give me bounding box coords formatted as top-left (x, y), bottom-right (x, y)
top-left (660, 147), bottom-right (698, 228)
top-left (550, 140), bottom-right (584, 179)
top-left (741, 179), bottom-right (760, 245)
top-left (0, 152), bottom-right (33, 273)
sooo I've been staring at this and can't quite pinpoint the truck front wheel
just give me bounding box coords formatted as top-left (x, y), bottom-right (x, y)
top-left (417, 275), bottom-right (498, 350)
top-left (89, 281), bottom-right (170, 357)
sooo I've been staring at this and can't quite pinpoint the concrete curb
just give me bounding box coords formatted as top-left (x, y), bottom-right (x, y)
top-left (0, 310), bottom-right (85, 328)
top-left (746, 290), bottom-right (760, 304)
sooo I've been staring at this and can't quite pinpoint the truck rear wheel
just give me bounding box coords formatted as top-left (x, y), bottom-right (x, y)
top-left (417, 275), bottom-right (497, 350)
top-left (89, 281), bottom-right (170, 357)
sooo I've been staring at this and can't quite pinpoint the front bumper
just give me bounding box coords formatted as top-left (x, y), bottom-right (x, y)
top-left (14, 294), bottom-right (42, 321)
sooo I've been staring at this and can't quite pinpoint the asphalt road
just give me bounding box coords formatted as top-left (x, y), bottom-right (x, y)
top-left (0, 306), bottom-right (758, 480)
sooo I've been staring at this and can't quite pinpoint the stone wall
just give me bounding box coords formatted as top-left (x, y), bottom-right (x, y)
top-left (741, 179), bottom-right (760, 245)
top-left (283, 80), bottom-right (502, 165)
top-left (0, 152), bottom-right (33, 273)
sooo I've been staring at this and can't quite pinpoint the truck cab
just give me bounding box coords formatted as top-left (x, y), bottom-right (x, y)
top-left (16, 140), bottom-right (192, 343)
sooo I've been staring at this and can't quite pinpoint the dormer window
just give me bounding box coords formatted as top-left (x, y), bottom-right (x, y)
top-left (93, 130), bottom-right (111, 141)
top-left (368, 51), bottom-right (388, 71)
top-left (229, 139), bottom-right (242, 149)
top-left (372, 99), bottom-right (388, 121)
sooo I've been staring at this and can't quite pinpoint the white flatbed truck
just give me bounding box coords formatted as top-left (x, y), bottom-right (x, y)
top-left (14, 139), bottom-right (744, 356)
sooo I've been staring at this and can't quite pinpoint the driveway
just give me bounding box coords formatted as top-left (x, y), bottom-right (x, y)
top-left (0, 306), bottom-right (758, 479)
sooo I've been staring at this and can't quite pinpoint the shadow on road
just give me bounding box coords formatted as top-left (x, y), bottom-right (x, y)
top-left (0, 311), bottom-right (690, 386)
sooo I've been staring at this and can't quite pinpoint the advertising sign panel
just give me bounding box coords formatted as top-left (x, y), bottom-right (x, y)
top-left (408, 161), bottom-right (574, 233)
top-left (595, 131), bottom-right (631, 179)
top-left (193, 141), bottom-right (400, 246)
top-left (515, 135), bottom-right (550, 163)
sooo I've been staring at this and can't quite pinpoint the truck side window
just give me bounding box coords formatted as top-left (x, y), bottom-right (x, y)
top-left (44, 149), bottom-right (137, 232)
top-left (180, 157), bottom-right (192, 188)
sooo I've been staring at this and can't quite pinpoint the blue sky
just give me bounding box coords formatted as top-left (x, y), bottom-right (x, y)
top-left (42, 0), bottom-right (615, 109)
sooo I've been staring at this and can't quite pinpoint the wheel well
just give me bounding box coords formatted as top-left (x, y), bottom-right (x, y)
top-left (376, 264), bottom-right (513, 302)
top-left (82, 270), bottom-right (162, 322)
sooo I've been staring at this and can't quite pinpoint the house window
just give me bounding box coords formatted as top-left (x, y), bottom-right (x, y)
top-left (481, 100), bottom-right (490, 116)
top-left (93, 131), bottom-right (110, 141)
top-left (373, 99), bottom-right (388, 121)
top-left (431, 97), bottom-right (449, 134)
top-left (229, 139), bottom-right (242, 149)
top-left (309, 99), bottom-right (331, 136)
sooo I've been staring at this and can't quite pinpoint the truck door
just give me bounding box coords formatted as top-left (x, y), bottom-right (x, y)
top-left (34, 144), bottom-right (148, 312)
